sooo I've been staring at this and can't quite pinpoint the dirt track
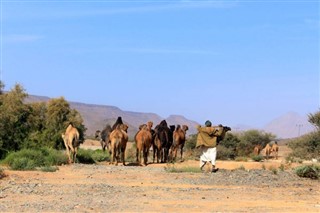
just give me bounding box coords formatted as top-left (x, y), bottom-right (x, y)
top-left (0, 143), bottom-right (319, 212)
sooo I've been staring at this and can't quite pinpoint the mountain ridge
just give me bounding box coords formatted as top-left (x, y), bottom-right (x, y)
top-left (25, 94), bottom-right (315, 139)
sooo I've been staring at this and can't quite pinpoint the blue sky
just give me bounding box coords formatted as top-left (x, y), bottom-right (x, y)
top-left (1, 1), bottom-right (319, 128)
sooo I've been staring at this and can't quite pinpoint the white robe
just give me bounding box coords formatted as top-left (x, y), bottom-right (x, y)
top-left (200, 147), bottom-right (217, 167)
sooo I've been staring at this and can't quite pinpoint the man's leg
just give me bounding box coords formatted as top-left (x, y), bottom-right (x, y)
top-left (199, 146), bottom-right (208, 171)
top-left (200, 161), bottom-right (206, 170)
top-left (209, 147), bottom-right (219, 173)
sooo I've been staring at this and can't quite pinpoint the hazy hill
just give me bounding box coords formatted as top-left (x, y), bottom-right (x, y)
top-left (25, 95), bottom-right (199, 138)
top-left (25, 95), bottom-right (315, 139)
top-left (263, 112), bottom-right (315, 139)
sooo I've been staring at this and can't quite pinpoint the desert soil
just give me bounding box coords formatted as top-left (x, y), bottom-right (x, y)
top-left (0, 141), bottom-right (319, 212)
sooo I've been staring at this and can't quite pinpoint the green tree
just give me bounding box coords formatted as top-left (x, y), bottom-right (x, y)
top-left (288, 110), bottom-right (320, 160)
top-left (0, 81), bottom-right (4, 95)
top-left (237, 130), bottom-right (275, 156)
top-left (43, 97), bottom-right (86, 149)
top-left (218, 133), bottom-right (241, 159)
top-left (0, 84), bottom-right (30, 158)
top-left (23, 102), bottom-right (47, 149)
top-left (308, 110), bottom-right (320, 130)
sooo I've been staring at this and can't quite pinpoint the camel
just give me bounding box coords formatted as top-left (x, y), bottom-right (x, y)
top-left (253, 144), bottom-right (262, 155)
top-left (215, 125), bottom-right (231, 144)
top-left (95, 125), bottom-right (112, 152)
top-left (271, 142), bottom-right (279, 159)
top-left (153, 120), bottom-right (173, 163)
top-left (61, 123), bottom-right (80, 163)
top-left (135, 121), bottom-right (153, 166)
top-left (171, 125), bottom-right (189, 162)
top-left (265, 143), bottom-right (272, 160)
top-left (109, 124), bottom-right (129, 166)
top-left (95, 117), bottom-right (124, 153)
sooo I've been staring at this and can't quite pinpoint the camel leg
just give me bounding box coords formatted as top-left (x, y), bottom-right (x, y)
top-left (121, 146), bottom-right (126, 166)
top-left (180, 145), bottom-right (184, 161)
top-left (152, 145), bottom-right (156, 163)
top-left (73, 147), bottom-right (78, 164)
top-left (65, 146), bottom-right (72, 164)
top-left (143, 146), bottom-right (148, 166)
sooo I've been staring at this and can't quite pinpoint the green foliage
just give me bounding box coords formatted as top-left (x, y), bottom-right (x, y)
top-left (235, 156), bottom-right (248, 162)
top-left (0, 84), bottom-right (30, 158)
top-left (288, 131), bottom-right (320, 160)
top-left (91, 149), bottom-right (110, 162)
top-left (237, 130), bottom-right (275, 156)
top-left (0, 82), bottom-right (86, 158)
top-left (251, 155), bottom-right (264, 162)
top-left (308, 110), bottom-right (320, 130)
top-left (217, 133), bottom-right (240, 159)
top-left (0, 81), bottom-right (4, 95)
top-left (76, 149), bottom-right (96, 164)
top-left (76, 149), bottom-right (110, 164)
top-left (40, 166), bottom-right (59, 172)
top-left (176, 128), bottom-right (276, 160)
top-left (2, 148), bottom-right (68, 170)
top-left (295, 164), bottom-right (320, 179)
top-left (185, 134), bottom-right (197, 150)
top-left (44, 97), bottom-right (86, 149)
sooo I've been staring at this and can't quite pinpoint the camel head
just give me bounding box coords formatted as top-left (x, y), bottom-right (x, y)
top-left (120, 124), bottom-right (129, 132)
top-left (139, 124), bottom-right (147, 130)
top-left (182, 125), bottom-right (189, 132)
top-left (147, 121), bottom-right (153, 129)
top-left (95, 130), bottom-right (101, 139)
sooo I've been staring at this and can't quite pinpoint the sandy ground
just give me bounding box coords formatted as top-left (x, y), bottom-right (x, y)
top-left (0, 140), bottom-right (319, 212)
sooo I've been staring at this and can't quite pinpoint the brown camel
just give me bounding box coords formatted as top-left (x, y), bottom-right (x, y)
top-left (253, 144), bottom-right (262, 155)
top-left (109, 124), bottom-right (129, 166)
top-left (135, 121), bottom-right (153, 166)
top-left (61, 123), bottom-right (80, 163)
top-left (171, 125), bottom-right (188, 162)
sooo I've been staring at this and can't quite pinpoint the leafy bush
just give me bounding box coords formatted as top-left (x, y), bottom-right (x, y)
top-left (235, 156), bottom-right (248, 162)
top-left (40, 166), bottom-right (59, 172)
top-left (91, 149), bottom-right (110, 162)
top-left (217, 145), bottom-right (236, 160)
top-left (288, 131), bottom-right (320, 160)
top-left (2, 148), bottom-right (68, 170)
top-left (251, 155), bottom-right (264, 162)
top-left (185, 134), bottom-right (197, 150)
top-left (237, 130), bottom-right (275, 157)
top-left (76, 149), bottom-right (96, 164)
top-left (76, 149), bottom-right (110, 163)
top-left (0, 83), bottom-right (86, 158)
top-left (295, 165), bottom-right (320, 179)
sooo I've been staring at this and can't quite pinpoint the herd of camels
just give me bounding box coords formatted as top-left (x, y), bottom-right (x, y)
top-left (61, 116), bottom-right (278, 165)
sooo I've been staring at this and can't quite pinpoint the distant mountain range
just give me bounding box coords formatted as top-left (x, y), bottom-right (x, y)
top-left (25, 95), bottom-right (199, 138)
top-left (25, 95), bottom-right (315, 139)
top-left (263, 112), bottom-right (315, 139)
